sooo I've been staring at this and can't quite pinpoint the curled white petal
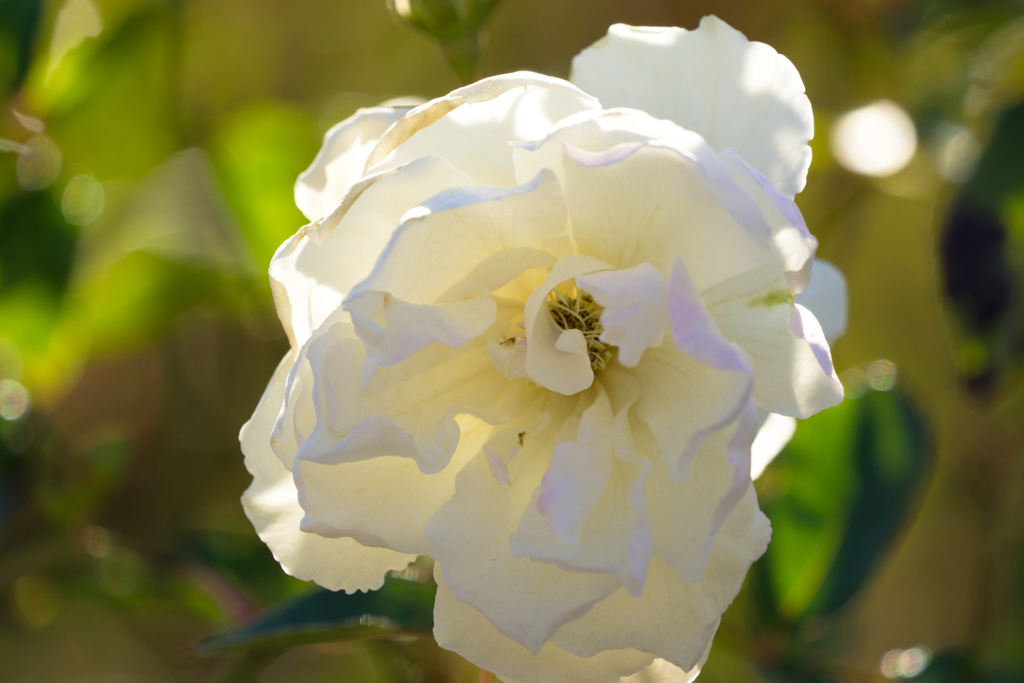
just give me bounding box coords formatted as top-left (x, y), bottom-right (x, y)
top-left (240, 353), bottom-right (415, 591)
top-left (296, 106), bottom-right (414, 221)
top-left (571, 18), bottom-right (814, 195)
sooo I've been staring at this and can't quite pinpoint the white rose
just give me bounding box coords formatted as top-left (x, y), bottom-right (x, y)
top-left (240, 16), bottom-right (845, 683)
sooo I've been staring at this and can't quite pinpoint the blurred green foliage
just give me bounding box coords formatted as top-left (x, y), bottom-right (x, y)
top-left (1, 0), bottom-right (1024, 682)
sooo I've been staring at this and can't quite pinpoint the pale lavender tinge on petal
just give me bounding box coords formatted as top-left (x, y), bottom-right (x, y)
top-left (667, 260), bottom-right (750, 374)
top-left (576, 263), bottom-right (668, 368)
top-left (536, 389), bottom-right (614, 547)
top-left (789, 304), bottom-right (840, 382)
top-left (703, 399), bottom-right (757, 562)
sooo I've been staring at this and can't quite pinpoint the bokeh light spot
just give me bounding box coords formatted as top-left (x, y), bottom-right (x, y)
top-left (880, 647), bottom-right (932, 678)
top-left (832, 100), bottom-right (917, 177)
top-left (934, 122), bottom-right (980, 184)
top-left (62, 173), bottom-right (106, 225)
top-left (10, 574), bottom-right (62, 631)
top-left (82, 525), bottom-right (114, 558)
top-left (16, 135), bottom-right (63, 190)
top-left (866, 359), bottom-right (898, 391)
top-left (0, 379), bottom-right (31, 420)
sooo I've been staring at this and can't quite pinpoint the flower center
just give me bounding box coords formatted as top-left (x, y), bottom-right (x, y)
top-left (548, 287), bottom-right (613, 371)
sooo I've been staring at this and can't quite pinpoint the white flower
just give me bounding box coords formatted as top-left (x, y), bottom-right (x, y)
top-left (240, 16), bottom-right (845, 683)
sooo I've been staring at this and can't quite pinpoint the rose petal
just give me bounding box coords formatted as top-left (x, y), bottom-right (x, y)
top-left (271, 155), bottom-right (473, 348)
top-left (552, 485), bottom-right (770, 670)
top-left (240, 353), bottom-right (415, 592)
top-left (750, 411), bottom-right (797, 480)
top-left (523, 254), bottom-right (616, 395)
top-left (350, 169), bottom-right (571, 306)
top-left (295, 320), bottom-right (532, 475)
top-left (628, 342), bottom-right (751, 484)
top-left (296, 414), bottom-right (489, 555)
top-left (718, 149), bottom-right (817, 293)
top-left (703, 268), bottom-right (844, 418)
top-left (433, 565), bottom-right (654, 683)
top-left (510, 377), bottom-right (652, 594)
top-left (344, 290), bottom-right (497, 371)
top-left (571, 18), bottom-right (814, 195)
top-left (366, 72), bottom-right (599, 186)
top-left (576, 263), bottom-right (668, 368)
top-left (426, 446), bottom-right (621, 654)
top-left (296, 105), bottom-right (415, 221)
top-left (561, 141), bottom-right (770, 291)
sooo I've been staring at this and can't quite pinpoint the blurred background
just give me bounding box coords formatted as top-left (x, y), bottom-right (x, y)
top-left (1, 0), bottom-right (1024, 681)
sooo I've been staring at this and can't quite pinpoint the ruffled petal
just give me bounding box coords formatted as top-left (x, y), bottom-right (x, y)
top-left (350, 169), bottom-right (571, 306)
top-left (365, 72), bottom-right (599, 186)
top-left (628, 338), bottom-right (751, 484)
top-left (718, 149), bottom-right (817, 293)
top-left (552, 484), bottom-right (770, 670)
top-left (750, 411), bottom-right (797, 480)
top-left (426, 441), bottom-right (621, 654)
top-left (619, 656), bottom-right (707, 683)
top-left (434, 566), bottom-right (654, 683)
top-left (345, 290), bottom-right (496, 370)
top-left (296, 414), bottom-right (489, 555)
top-left (560, 141), bottom-right (770, 291)
top-left (295, 105), bottom-right (415, 221)
top-left (271, 156), bottom-right (473, 348)
top-left (576, 263), bottom-right (668, 367)
top-left (571, 18), bottom-right (814, 195)
top-left (510, 377), bottom-right (652, 594)
top-left (523, 254), bottom-right (616, 395)
top-left (703, 266), bottom-right (844, 418)
top-left (293, 318), bottom-right (535, 476)
top-left (240, 354), bottom-right (415, 592)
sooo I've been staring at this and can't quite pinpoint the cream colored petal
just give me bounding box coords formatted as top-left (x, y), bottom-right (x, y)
top-left (718, 149), bottom-right (817, 293)
top-left (628, 342), bottom-right (751, 484)
top-left (240, 353), bottom-right (415, 592)
top-left (434, 566), bottom-right (654, 683)
top-left (426, 447), bottom-right (621, 654)
top-left (350, 169), bottom-right (571, 306)
top-left (365, 72), bottom-right (599, 186)
top-left (345, 289), bottom-right (496, 370)
top-left (571, 18), bottom-right (814, 195)
top-left (750, 412), bottom-right (797, 480)
top-left (523, 254), bottom-right (615, 395)
top-left (296, 414), bottom-right (489, 555)
top-left (512, 106), bottom-right (728, 187)
top-left (552, 486), bottom-right (770, 671)
top-left (296, 106), bottom-right (413, 221)
top-left (619, 655), bottom-right (707, 683)
top-left (561, 141), bottom-right (770, 291)
top-left (703, 266), bottom-right (844, 418)
top-left (295, 319), bottom-right (532, 476)
top-left (510, 379), bottom-right (652, 595)
top-left (270, 156), bottom-right (473, 348)
top-left (576, 263), bottom-right (667, 367)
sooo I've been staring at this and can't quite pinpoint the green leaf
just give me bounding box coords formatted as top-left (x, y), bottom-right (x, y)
top-left (754, 386), bottom-right (932, 622)
top-left (194, 575), bottom-right (436, 656)
top-left (0, 0), bottom-right (41, 96)
top-left (209, 103), bottom-right (317, 269)
top-left (941, 100), bottom-right (1024, 400)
